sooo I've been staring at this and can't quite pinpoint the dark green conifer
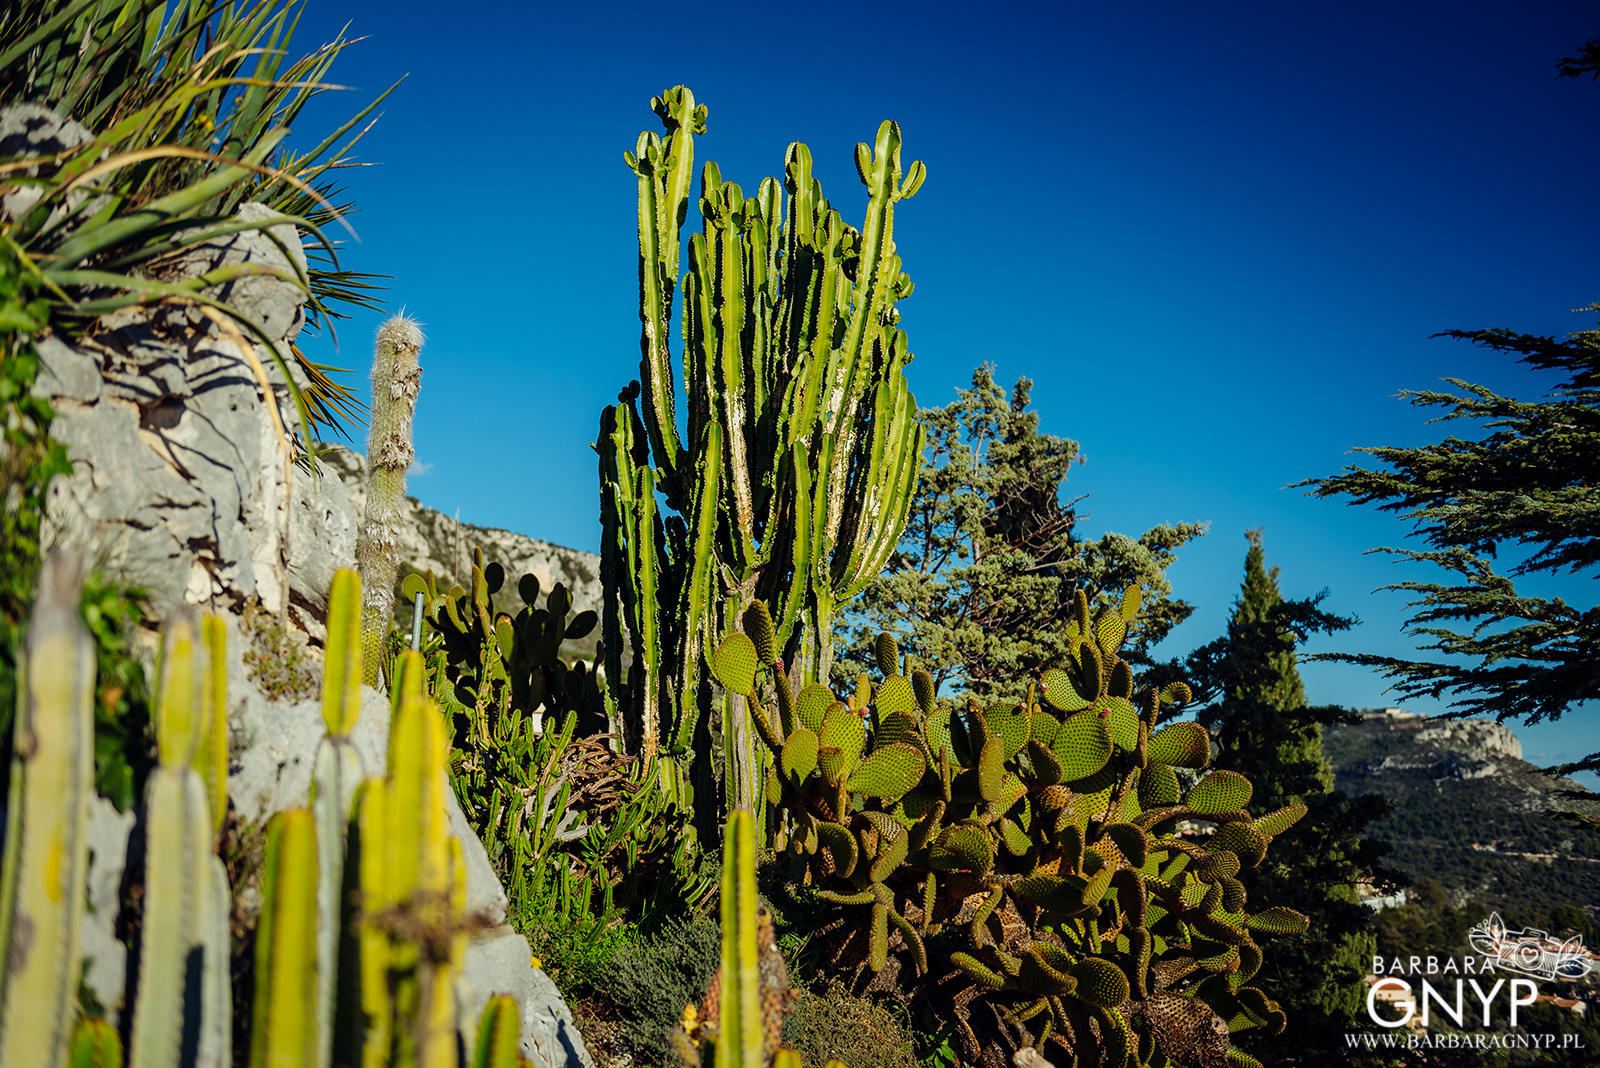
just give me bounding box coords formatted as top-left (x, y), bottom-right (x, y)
top-left (1167, 532), bottom-right (1399, 1066)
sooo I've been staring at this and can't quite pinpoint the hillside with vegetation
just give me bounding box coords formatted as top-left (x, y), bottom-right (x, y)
top-left (1325, 710), bottom-right (1600, 913)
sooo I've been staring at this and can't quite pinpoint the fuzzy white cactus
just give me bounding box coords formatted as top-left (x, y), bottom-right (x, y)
top-left (355, 315), bottom-right (424, 685)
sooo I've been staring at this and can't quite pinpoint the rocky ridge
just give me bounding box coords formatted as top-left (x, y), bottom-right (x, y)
top-left (319, 444), bottom-right (601, 631)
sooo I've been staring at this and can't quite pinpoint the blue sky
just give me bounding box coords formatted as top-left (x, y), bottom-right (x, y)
top-left (283, 0), bottom-right (1598, 784)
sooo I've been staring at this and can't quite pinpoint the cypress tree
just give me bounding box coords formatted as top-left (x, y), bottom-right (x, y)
top-left (1169, 531), bottom-right (1399, 1065)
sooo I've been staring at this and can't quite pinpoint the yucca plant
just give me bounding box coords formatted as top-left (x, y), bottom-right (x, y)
top-left (0, 0), bottom-right (398, 440)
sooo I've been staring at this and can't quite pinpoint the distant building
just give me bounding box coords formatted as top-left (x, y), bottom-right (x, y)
top-left (1357, 876), bottom-right (1409, 911)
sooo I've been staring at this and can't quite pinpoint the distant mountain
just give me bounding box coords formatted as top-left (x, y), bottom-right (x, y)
top-left (1325, 710), bottom-right (1600, 914)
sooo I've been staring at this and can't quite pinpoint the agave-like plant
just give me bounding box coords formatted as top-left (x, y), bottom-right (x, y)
top-left (0, 0), bottom-right (400, 440)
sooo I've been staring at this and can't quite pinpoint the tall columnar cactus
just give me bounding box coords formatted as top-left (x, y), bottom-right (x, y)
top-left (601, 86), bottom-right (926, 823)
top-left (130, 610), bottom-right (232, 1068)
top-left (314, 570), bottom-right (369, 1068)
top-left (0, 553), bottom-right (95, 1068)
top-left (713, 589), bottom-right (1311, 1068)
top-left (357, 315), bottom-right (425, 686)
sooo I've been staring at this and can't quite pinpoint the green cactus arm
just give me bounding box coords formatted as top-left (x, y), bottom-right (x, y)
top-left (313, 737), bottom-right (364, 1068)
top-left (155, 613), bottom-right (205, 768)
top-left (629, 88), bottom-right (705, 493)
top-left (0, 554), bottom-right (95, 1068)
top-left (323, 569), bottom-right (364, 737)
top-left (387, 671), bottom-right (451, 901)
top-left (472, 996), bottom-right (521, 1068)
top-left (249, 809), bottom-right (319, 1068)
top-left (629, 460), bottom-right (665, 750)
top-left (836, 355), bottom-right (925, 601)
top-left (716, 810), bottom-right (765, 1068)
top-left (709, 187), bottom-right (759, 569)
top-left (669, 423), bottom-right (722, 755)
top-left (199, 854), bottom-right (233, 1068)
top-left (197, 613), bottom-right (230, 841)
top-left (130, 765), bottom-right (216, 1068)
top-left (351, 779), bottom-right (392, 1068)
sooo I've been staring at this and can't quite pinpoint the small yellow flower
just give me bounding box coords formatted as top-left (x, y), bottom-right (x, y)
top-left (530, 955), bottom-right (543, 971)
top-left (682, 1002), bottom-right (700, 1036)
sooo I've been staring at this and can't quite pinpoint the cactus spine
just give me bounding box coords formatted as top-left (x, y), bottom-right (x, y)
top-left (315, 570), bottom-right (368, 1068)
top-left (603, 87), bottom-right (926, 826)
top-left (130, 609), bottom-right (232, 1068)
top-left (0, 553), bottom-right (95, 1068)
top-left (357, 316), bottom-right (425, 686)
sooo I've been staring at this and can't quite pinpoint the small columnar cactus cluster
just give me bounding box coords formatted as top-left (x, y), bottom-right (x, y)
top-left (0, 562), bottom-right (528, 1068)
top-left (712, 588), bottom-right (1310, 1068)
top-left (405, 549), bottom-right (703, 929)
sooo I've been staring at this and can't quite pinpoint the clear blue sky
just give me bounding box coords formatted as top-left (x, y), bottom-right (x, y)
top-left (283, 0), bottom-right (1598, 784)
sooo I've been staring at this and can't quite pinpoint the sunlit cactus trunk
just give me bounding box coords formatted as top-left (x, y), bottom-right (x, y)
top-left (314, 570), bottom-right (368, 1068)
top-left (600, 87), bottom-right (926, 835)
top-left (130, 609), bottom-right (232, 1068)
top-left (357, 316), bottom-right (425, 687)
top-left (0, 553), bottom-right (95, 1068)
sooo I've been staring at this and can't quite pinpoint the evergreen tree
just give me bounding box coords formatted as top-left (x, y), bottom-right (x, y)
top-left (836, 364), bottom-right (1207, 700)
top-left (1162, 532), bottom-right (1400, 1066)
top-left (1299, 46), bottom-right (1600, 823)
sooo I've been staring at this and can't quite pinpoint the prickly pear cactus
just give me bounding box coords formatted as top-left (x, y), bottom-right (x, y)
top-left (713, 587), bottom-right (1308, 1068)
top-left (401, 548), bottom-right (603, 736)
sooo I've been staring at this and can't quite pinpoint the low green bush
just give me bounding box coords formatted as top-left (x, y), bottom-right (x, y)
top-left (594, 915), bottom-right (722, 1067)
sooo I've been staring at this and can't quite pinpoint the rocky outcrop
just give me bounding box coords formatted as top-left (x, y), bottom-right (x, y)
top-left (18, 99), bottom-right (591, 1065)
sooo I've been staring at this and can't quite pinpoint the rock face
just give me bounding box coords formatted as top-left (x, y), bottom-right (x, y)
top-left (18, 103), bottom-right (592, 1065)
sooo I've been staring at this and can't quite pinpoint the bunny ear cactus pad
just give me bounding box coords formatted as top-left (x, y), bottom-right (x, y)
top-left (1053, 711), bottom-right (1113, 780)
top-left (874, 632), bottom-right (901, 677)
top-left (796, 684), bottom-right (836, 733)
top-left (1041, 668), bottom-right (1090, 713)
top-left (1147, 721), bottom-right (1211, 768)
top-left (983, 704), bottom-right (1032, 761)
top-left (742, 602), bottom-right (777, 666)
top-left (723, 583), bottom-right (1302, 1066)
top-left (847, 743), bottom-right (925, 800)
top-left (876, 674), bottom-right (916, 716)
top-left (1254, 804), bottom-right (1308, 837)
top-left (712, 633), bottom-right (759, 696)
top-left (1187, 770), bottom-right (1253, 815)
top-left (1069, 958), bottom-right (1131, 1009)
top-left (1099, 697), bottom-right (1140, 752)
